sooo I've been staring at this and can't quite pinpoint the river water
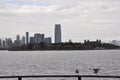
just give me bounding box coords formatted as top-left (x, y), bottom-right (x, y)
top-left (0, 50), bottom-right (120, 80)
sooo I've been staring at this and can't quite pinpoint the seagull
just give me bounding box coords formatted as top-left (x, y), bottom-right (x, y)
top-left (89, 68), bottom-right (100, 74)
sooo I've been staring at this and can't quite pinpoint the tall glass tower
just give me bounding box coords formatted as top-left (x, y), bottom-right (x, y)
top-left (26, 32), bottom-right (29, 45)
top-left (55, 24), bottom-right (61, 43)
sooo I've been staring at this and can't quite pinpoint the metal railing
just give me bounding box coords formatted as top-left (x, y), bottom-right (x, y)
top-left (0, 75), bottom-right (120, 80)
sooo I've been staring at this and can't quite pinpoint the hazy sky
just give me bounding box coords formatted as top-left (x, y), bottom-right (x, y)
top-left (0, 0), bottom-right (120, 42)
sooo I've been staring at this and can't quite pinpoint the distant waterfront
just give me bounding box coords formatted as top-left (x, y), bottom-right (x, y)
top-left (9, 40), bottom-right (120, 51)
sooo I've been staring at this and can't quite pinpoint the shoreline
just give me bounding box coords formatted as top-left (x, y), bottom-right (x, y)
top-left (7, 48), bottom-right (120, 51)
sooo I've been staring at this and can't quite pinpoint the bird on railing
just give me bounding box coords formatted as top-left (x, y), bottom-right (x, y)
top-left (75, 69), bottom-right (79, 74)
top-left (89, 68), bottom-right (100, 74)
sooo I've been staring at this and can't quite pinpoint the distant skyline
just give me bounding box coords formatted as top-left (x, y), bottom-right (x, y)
top-left (0, 0), bottom-right (120, 42)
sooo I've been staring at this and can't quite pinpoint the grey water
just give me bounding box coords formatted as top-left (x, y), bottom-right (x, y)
top-left (0, 50), bottom-right (120, 80)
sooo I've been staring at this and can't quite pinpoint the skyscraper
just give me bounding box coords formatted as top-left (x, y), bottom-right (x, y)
top-left (40, 34), bottom-right (45, 42)
top-left (16, 35), bottom-right (20, 41)
top-left (34, 33), bottom-right (45, 44)
top-left (6, 38), bottom-right (13, 48)
top-left (30, 37), bottom-right (35, 44)
top-left (21, 36), bottom-right (25, 45)
top-left (26, 32), bottom-right (29, 45)
top-left (55, 24), bottom-right (61, 43)
top-left (14, 35), bottom-right (22, 47)
top-left (34, 33), bottom-right (41, 44)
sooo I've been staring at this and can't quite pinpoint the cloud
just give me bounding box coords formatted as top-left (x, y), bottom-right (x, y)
top-left (0, 0), bottom-right (120, 15)
top-left (0, 0), bottom-right (120, 41)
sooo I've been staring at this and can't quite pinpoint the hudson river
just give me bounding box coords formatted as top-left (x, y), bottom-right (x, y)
top-left (0, 50), bottom-right (120, 80)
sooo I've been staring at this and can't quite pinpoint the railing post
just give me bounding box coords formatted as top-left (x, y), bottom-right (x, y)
top-left (18, 77), bottom-right (22, 80)
top-left (78, 76), bottom-right (81, 80)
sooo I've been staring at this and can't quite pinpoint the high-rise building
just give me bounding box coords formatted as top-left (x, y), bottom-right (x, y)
top-left (21, 36), bottom-right (25, 45)
top-left (55, 24), bottom-right (61, 43)
top-left (30, 37), bottom-right (35, 44)
top-left (34, 33), bottom-right (45, 44)
top-left (6, 38), bottom-right (13, 48)
top-left (26, 32), bottom-right (29, 45)
top-left (34, 33), bottom-right (41, 44)
top-left (16, 35), bottom-right (20, 41)
top-left (14, 35), bottom-right (22, 47)
top-left (40, 34), bottom-right (45, 42)
top-left (45, 37), bottom-right (52, 44)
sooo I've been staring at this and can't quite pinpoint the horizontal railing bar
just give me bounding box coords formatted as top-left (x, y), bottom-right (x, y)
top-left (0, 75), bottom-right (77, 78)
top-left (81, 75), bottom-right (120, 78)
top-left (0, 75), bottom-right (120, 78)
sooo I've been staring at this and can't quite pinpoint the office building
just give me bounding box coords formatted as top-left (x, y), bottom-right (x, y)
top-left (34, 33), bottom-right (45, 44)
top-left (30, 37), bottom-right (35, 44)
top-left (21, 36), bottom-right (25, 45)
top-left (14, 35), bottom-right (22, 46)
top-left (6, 38), bottom-right (13, 48)
top-left (34, 33), bottom-right (41, 44)
top-left (45, 37), bottom-right (52, 44)
top-left (26, 32), bottom-right (29, 45)
top-left (55, 24), bottom-right (61, 43)
top-left (40, 34), bottom-right (45, 42)
top-left (16, 35), bottom-right (20, 41)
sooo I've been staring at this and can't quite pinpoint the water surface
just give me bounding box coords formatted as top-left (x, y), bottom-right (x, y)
top-left (0, 50), bottom-right (120, 79)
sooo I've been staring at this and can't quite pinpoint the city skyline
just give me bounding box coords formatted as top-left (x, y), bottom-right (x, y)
top-left (0, 31), bottom-right (53, 48)
top-left (0, 24), bottom-right (58, 48)
top-left (0, 23), bottom-right (119, 43)
top-left (0, 31), bottom-right (120, 49)
top-left (0, 0), bottom-right (120, 42)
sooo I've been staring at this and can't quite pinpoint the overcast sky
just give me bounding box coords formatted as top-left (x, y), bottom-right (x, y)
top-left (0, 0), bottom-right (120, 42)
